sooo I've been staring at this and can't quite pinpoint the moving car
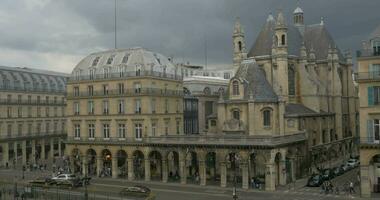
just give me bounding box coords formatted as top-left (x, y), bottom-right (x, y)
top-left (346, 159), bottom-right (359, 168)
top-left (120, 185), bottom-right (151, 198)
top-left (306, 174), bottom-right (323, 187)
top-left (51, 174), bottom-right (81, 187)
top-left (29, 176), bottom-right (54, 185)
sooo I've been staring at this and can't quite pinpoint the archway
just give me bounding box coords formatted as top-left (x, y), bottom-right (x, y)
top-left (167, 151), bottom-right (180, 182)
top-left (117, 150), bottom-right (127, 178)
top-left (133, 150), bottom-right (145, 180)
top-left (100, 149), bottom-right (112, 177)
top-left (226, 152), bottom-right (242, 187)
top-left (86, 149), bottom-right (97, 176)
top-left (149, 151), bottom-right (162, 181)
top-left (205, 152), bottom-right (217, 184)
top-left (185, 151), bottom-right (198, 183)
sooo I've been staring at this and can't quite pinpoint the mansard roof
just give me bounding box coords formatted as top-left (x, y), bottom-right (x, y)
top-left (248, 15), bottom-right (344, 61)
top-left (232, 59), bottom-right (277, 102)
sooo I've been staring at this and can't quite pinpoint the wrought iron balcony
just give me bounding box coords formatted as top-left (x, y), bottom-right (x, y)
top-left (66, 132), bottom-right (306, 147)
top-left (67, 88), bottom-right (183, 98)
top-left (0, 98), bottom-right (66, 106)
top-left (0, 86), bottom-right (66, 94)
top-left (0, 131), bottom-right (66, 142)
top-left (360, 137), bottom-right (380, 148)
top-left (68, 70), bottom-right (183, 82)
top-left (355, 72), bottom-right (380, 81)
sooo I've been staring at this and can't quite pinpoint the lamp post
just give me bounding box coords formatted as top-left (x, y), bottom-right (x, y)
top-left (231, 153), bottom-right (239, 200)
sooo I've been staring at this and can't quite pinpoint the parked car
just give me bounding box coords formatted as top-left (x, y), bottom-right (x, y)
top-left (51, 174), bottom-right (81, 187)
top-left (347, 159), bottom-right (359, 168)
top-left (29, 176), bottom-right (54, 185)
top-left (120, 185), bottom-right (151, 198)
top-left (321, 169), bottom-right (334, 180)
top-left (341, 163), bottom-right (351, 172)
top-left (306, 174), bottom-right (323, 187)
top-left (332, 166), bottom-right (344, 176)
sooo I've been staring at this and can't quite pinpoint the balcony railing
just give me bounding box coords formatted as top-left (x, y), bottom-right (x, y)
top-left (360, 137), bottom-right (380, 146)
top-left (0, 86), bottom-right (66, 94)
top-left (0, 98), bottom-right (66, 106)
top-left (355, 72), bottom-right (380, 81)
top-left (0, 131), bottom-right (66, 142)
top-left (69, 70), bottom-right (183, 82)
top-left (357, 49), bottom-right (380, 58)
top-left (67, 88), bottom-right (183, 98)
top-left (66, 132), bottom-right (306, 147)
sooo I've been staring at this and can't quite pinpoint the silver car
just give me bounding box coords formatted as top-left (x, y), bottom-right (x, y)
top-left (51, 174), bottom-right (80, 186)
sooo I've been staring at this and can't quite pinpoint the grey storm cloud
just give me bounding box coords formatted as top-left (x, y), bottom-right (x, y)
top-left (0, 0), bottom-right (379, 72)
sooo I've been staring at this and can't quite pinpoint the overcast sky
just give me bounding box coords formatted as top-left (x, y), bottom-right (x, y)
top-left (0, 0), bottom-right (379, 73)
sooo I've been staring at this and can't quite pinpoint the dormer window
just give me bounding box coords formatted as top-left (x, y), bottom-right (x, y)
top-left (232, 80), bottom-right (239, 95)
top-left (263, 109), bottom-right (271, 127)
top-left (373, 40), bottom-right (380, 56)
top-left (103, 68), bottom-right (110, 79)
top-left (136, 65), bottom-right (141, 76)
top-left (92, 56), bottom-right (100, 67)
top-left (106, 55), bottom-right (115, 65)
top-left (232, 110), bottom-right (240, 120)
top-left (89, 68), bottom-right (96, 80)
top-left (122, 54), bottom-right (129, 63)
top-left (281, 34), bottom-right (286, 45)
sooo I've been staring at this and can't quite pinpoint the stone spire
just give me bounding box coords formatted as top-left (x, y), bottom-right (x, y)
top-left (233, 17), bottom-right (247, 71)
top-left (275, 10), bottom-right (287, 29)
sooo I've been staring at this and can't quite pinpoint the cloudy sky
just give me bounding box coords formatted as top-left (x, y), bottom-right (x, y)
top-left (0, 0), bottom-right (379, 73)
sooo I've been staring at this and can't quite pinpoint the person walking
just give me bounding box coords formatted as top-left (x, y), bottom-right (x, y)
top-left (349, 181), bottom-right (355, 194)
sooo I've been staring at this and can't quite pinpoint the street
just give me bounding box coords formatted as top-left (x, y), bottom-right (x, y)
top-left (0, 167), bottom-right (363, 200)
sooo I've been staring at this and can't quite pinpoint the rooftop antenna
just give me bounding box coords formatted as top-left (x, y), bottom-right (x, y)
top-left (114, 0), bottom-right (117, 49)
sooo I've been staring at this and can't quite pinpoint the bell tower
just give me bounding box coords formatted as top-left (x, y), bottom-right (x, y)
top-left (233, 17), bottom-right (247, 71)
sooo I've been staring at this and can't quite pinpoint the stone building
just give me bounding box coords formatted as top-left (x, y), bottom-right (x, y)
top-left (357, 25), bottom-right (380, 197)
top-left (0, 66), bottom-right (68, 168)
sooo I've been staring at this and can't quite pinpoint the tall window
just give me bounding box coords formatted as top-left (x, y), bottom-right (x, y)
top-left (135, 99), bottom-right (141, 114)
top-left (134, 83), bottom-right (141, 94)
top-left (54, 122), bottom-right (58, 133)
top-left (74, 102), bottom-right (80, 115)
top-left (103, 68), bottom-right (110, 79)
top-left (17, 107), bottom-right (22, 117)
top-left (118, 124), bottom-right (126, 139)
top-left (7, 107), bottom-right (12, 118)
top-left (151, 122), bottom-right (156, 136)
top-left (103, 100), bottom-right (109, 114)
top-left (88, 124), bottom-right (95, 139)
top-left (135, 123), bottom-right (142, 140)
top-left (281, 34), bottom-right (286, 45)
top-left (89, 69), bottom-right (96, 80)
top-left (165, 121), bottom-right (169, 135)
top-left (18, 124), bottom-right (22, 136)
top-left (288, 66), bottom-right (295, 95)
top-left (232, 80), bottom-right (239, 95)
top-left (263, 110), bottom-right (271, 127)
top-left (118, 100), bottom-right (125, 114)
top-left (74, 124), bottom-right (81, 139)
top-left (374, 119), bottom-right (380, 142)
top-left (373, 40), bottom-right (380, 55)
top-left (165, 99), bottom-right (169, 113)
top-left (88, 101), bottom-right (94, 114)
top-left (88, 85), bottom-right (94, 96)
top-left (45, 122), bottom-right (50, 134)
top-left (176, 100), bottom-right (180, 113)
top-left (17, 95), bottom-right (22, 103)
top-left (54, 107), bottom-right (57, 117)
top-left (45, 107), bottom-right (50, 117)
top-left (74, 87), bottom-right (79, 96)
top-left (151, 99), bottom-right (156, 113)
top-left (136, 65), bottom-right (141, 76)
top-left (118, 83), bottom-right (125, 94)
top-left (7, 124), bottom-right (12, 137)
top-left (28, 124), bottom-right (32, 135)
top-left (37, 107), bottom-right (41, 117)
top-left (27, 107), bottom-right (32, 117)
top-left (103, 84), bottom-right (109, 95)
top-left (233, 110), bottom-right (240, 120)
top-left (176, 120), bottom-right (180, 135)
top-left (103, 124), bottom-right (110, 139)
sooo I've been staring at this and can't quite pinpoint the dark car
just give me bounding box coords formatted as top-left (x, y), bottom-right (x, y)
top-left (321, 169), bottom-right (334, 180)
top-left (120, 185), bottom-right (151, 198)
top-left (332, 167), bottom-right (344, 176)
top-left (306, 175), bottom-right (323, 187)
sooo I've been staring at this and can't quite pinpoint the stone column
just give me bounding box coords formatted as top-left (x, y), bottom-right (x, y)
top-left (127, 158), bottom-right (134, 181)
top-left (41, 140), bottom-right (45, 160)
top-left (13, 142), bottom-right (17, 166)
top-left (162, 159), bottom-right (168, 183)
top-left (220, 162), bottom-right (227, 187)
top-left (360, 165), bottom-right (371, 198)
top-left (96, 157), bottom-right (102, 177)
top-left (290, 158), bottom-right (296, 183)
top-left (241, 161), bottom-right (249, 189)
top-left (49, 139), bottom-right (54, 160)
top-left (31, 140), bottom-right (36, 164)
top-left (21, 141), bottom-right (26, 166)
top-left (82, 159), bottom-right (87, 176)
top-left (198, 160), bottom-right (206, 186)
top-left (112, 158), bottom-right (118, 178)
top-left (145, 159), bottom-right (151, 181)
top-left (265, 163), bottom-right (275, 191)
top-left (179, 159), bottom-right (186, 184)
top-left (2, 143), bottom-right (9, 167)
top-left (279, 160), bottom-right (287, 185)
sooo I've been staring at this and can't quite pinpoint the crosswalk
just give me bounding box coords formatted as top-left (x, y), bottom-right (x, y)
top-left (282, 187), bottom-right (357, 199)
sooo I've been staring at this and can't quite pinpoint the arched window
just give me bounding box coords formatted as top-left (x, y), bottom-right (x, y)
top-left (281, 34), bottom-right (286, 45)
top-left (233, 110), bottom-right (240, 120)
top-left (232, 80), bottom-right (239, 95)
top-left (263, 110), bottom-right (271, 127)
top-left (238, 41), bottom-right (242, 51)
top-left (288, 66), bottom-right (295, 95)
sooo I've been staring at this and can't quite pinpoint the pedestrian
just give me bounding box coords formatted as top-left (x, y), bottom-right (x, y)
top-left (349, 181), bottom-right (355, 194)
top-left (251, 177), bottom-right (254, 188)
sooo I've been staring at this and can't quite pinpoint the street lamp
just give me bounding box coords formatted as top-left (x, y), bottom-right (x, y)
top-left (229, 153), bottom-right (239, 200)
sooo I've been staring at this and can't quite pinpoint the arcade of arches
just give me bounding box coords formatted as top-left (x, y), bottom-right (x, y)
top-left (67, 145), bottom-right (308, 191)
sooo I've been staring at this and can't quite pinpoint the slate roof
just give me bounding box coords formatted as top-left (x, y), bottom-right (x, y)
top-left (232, 59), bottom-right (278, 102)
top-left (248, 17), bottom-right (344, 61)
top-left (285, 103), bottom-right (319, 117)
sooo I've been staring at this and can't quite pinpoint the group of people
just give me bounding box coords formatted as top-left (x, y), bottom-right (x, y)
top-left (250, 177), bottom-right (263, 189)
top-left (321, 180), bottom-right (355, 195)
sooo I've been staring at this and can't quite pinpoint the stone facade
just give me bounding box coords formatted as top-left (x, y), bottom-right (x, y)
top-left (357, 24), bottom-right (380, 197)
top-left (0, 66), bottom-right (67, 168)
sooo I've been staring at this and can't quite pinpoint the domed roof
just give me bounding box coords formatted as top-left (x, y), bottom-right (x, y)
top-left (71, 47), bottom-right (180, 80)
top-left (293, 7), bottom-right (303, 14)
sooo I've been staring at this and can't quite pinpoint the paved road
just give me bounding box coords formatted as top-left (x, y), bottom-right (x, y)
top-left (0, 168), bottom-right (362, 200)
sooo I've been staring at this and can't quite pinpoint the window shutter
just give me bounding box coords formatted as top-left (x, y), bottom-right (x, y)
top-left (368, 87), bottom-right (374, 106)
top-left (367, 120), bottom-right (374, 143)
